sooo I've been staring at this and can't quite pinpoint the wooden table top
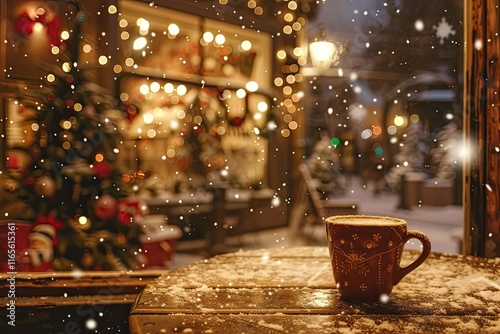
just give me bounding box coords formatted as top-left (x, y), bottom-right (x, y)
top-left (129, 247), bottom-right (500, 333)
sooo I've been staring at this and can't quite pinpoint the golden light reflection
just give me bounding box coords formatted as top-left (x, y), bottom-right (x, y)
top-left (394, 116), bottom-right (405, 127)
top-left (281, 129), bottom-right (291, 137)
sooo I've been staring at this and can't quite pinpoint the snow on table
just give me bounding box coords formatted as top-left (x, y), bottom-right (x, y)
top-left (130, 246), bottom-right (500, 333)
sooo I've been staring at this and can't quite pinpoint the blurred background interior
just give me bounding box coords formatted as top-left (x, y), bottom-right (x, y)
top-left (0, 0), bottom-right (473, 272)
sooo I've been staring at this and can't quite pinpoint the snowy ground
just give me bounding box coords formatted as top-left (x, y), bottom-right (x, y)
top-left (172, 177), bottom-right (463, 269)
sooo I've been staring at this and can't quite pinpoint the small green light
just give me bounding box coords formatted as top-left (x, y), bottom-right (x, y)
top-left (374, 146), bottom-right (384, 157)
top-left (330, 137), bottom-right (341, 147)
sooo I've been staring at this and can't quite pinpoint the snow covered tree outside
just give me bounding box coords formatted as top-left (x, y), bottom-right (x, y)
top-left (307, 131), bottom-right (346, 198)
top-left (430, 121), bottom-right (462, 181)
top-left (385, 121), bottom-right (431, 191)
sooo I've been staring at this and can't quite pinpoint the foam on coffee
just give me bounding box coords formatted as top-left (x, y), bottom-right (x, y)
top-left (326, 215), bottom-right (406, 226)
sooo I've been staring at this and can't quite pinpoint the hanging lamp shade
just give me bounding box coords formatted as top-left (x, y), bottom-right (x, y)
top-left (309, 39), bottom-right (336, 69)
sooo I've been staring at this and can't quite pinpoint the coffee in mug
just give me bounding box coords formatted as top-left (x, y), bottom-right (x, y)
top-left (325, 215), bottom-right (431, 302)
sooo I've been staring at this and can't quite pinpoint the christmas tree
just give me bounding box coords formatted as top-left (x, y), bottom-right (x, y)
top-left (307, 131), bottom-right (346, 198)
top-left (385, 120), bottom-right (431, 191)
top-left (4, 2), bottom-right (143, 271)
top-left (430, 121), bottom-right (461, 180)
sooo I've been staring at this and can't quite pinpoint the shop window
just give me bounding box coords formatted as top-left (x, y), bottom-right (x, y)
top-left (115, 1), bottom-right (274, 192)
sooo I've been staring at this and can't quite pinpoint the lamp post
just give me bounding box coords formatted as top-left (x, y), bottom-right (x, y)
top-left (306, 26), bottom-right (345, 141)
top-left (305, 25), bottom-right (348, 160)
top-left (308, 26), bottom-right (344, 72)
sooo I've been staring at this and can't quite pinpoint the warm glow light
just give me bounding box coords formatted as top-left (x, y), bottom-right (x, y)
top-left (293, 47), bottom-right (303, 57)
top-left (203, 32), bottom-right (214, 43)
top-left (241, 40), bottom-right (252, 51)
top-left (394, 116), bottom-right (405, 126)
top-left (284, 13), bottom-right (294, 22)
top-left (62, 62), bottom-right (72, 73)
top-left (215, 34), bottom-right (226, 45)
top-left (138, 18), bottom-right (150, 34)
top-left (83, 44), bottom-right (92, 53)
top-left (246, 81), bottom-right (259, 92)
top-left (95, 154), bottom-right (104, 162)
top-left (168, 23), bottom-right (180, 36)
top-left (62, 120), bottom-right (72, 130)
top-left (309, 40), bottom-right (336, 69)
top-left (33, 22), bottom-right (44, 33)
top-left (164, 83), bottom-right (174, 93)
top-left (147, 129), bottom-right (157, 138)
top-left (150, 82), bottom-right (161, 92)
top-left (61, 31), bottom-right (70, 40)
top-left (139, 84), bottom-right (150, 95)
top-left (133, 37), bottom-right (148, 50)
top-left (108, 5), bottom-right (118, 14)
top-left (277, 50), bottom-right (287, 60)
top-left (257, 101), bottom-right (268, 112)
top-left (79, 216), bottom-right (88, 225)
top-left (373, 126), bottom-right (382, 136)
top-left (410, 114), bottom-right (420, 123)
top-left (236, 89), bottom-right (246, 99)
top-left (98, 56), bottom-right (108, 65)
top-left (143, 113), bottom-right (154, 124)
top-left (177, 85), bottom-right (187, 96)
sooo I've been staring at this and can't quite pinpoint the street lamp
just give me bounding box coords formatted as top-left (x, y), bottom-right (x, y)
top-left (308, 26), bottom-right (344, 71)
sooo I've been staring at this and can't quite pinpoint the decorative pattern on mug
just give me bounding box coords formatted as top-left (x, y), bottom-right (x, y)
top-left (340, 243), bottom-right (370, 276)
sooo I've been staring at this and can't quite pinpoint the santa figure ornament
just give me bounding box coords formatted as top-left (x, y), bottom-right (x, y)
top-left (28, 223), bottom-right (57, 271)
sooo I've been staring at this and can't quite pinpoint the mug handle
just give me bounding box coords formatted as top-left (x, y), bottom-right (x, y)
top-left (392, 230), bottom-right (431, 285)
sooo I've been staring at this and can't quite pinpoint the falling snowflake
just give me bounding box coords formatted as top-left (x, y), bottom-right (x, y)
top-left (433, 17), bottom-right (456, 45)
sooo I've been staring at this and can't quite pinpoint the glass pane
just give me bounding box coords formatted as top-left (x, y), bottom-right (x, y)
top-left (116, 1), bottom-right (273, 191)
top-left (300, 0), bottom-right (464, 254)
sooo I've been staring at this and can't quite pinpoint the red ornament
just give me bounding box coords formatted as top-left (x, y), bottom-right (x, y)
top-left (194, 126), bottom-right (204, 135)
top-left (14, 12), bottom-right (34, 35)
top-left (229, 116), bottom-right (244, 127)
top-left (34, 175), bottom-right (56, 197)
top-left (14, 10), bottom-right (63, 47)
top-left (46, 15), bottom-right (62, 46)
top-left (47, 93), bottom-right (56, 102)
top-left (92, 161), bottom-right (111, 179)
top-left (117, 198), bottom-right (149, 225)
top-left (65, 99), bottom-right (75, 109)
top-left (94, 194), bottom-right (118, 220)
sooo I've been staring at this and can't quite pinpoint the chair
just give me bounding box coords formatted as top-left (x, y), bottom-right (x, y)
top-left (289, 163), bottom-right (359, 237)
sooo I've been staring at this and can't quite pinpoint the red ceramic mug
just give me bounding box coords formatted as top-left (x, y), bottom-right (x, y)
top-left (326, 215), bottom-right (431, 302)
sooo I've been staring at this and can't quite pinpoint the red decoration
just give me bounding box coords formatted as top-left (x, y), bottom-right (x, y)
top-left (14, 12), bottom-right (34, 35)
top-left (139, 216), bottom-right (182, 268)
top-left (65, 99), bottom-right (75, 109)
top-left (33, 213), bottom-right (63, 246)
top-left (25, 177), bottom-right (34, 185)
top-left (92, 161), bottom-right (112, 179)
top-left (117, 198), bottom-right (149, 225)
top-left (94, 194), bottom-right (118, 220)
top-left (6, 153), bottom-right (19, 169)
top-left (0, 221), bottom-right (33, 272)
top-left (176, 156), bottom-right (193, 170)
top-left (229, 116), bottom-right (244, 127)
top-left (14, 9), bottom-right (63, 46)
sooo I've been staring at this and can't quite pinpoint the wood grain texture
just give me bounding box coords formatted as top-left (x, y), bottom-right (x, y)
top-left (464, 0), bottom-right (500, 257)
